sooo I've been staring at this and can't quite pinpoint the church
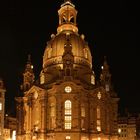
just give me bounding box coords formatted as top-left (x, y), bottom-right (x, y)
top-left (15, 0), bottom-right (119, 140)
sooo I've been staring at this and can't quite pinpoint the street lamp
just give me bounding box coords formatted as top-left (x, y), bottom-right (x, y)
top-left (118, 128), bottom-right (121, 140)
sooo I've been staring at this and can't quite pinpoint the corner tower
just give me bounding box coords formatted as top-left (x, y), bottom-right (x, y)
top-left (21, 55), bottom-right (35, 92)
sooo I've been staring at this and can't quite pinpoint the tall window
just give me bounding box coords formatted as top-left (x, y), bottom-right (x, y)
top-left (81, 106), bottom-right (85, 130)
top-left (50, 103), bottom-right (55, 129)
top-left (65, 100), bottom-right (72, 129)
top-left (97, 106), bottom-right (101, 131)
top-left (91, 75), bottom-right (95, 85)
top-left (0, 102), bottom-right (2, 111)
top-left (81, 106), bottom-right (85, 117)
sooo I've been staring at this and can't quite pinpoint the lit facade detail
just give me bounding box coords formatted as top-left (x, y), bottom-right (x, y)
top-left (97, 92), bottom-right (101, 99)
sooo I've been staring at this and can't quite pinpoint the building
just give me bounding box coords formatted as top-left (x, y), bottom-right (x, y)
top-left (16, 0), bottom-right (120, 140)
top-left (4, 114), bottom-right (17, 140)
top-left (5, 114), bottom-right (17, 131)
top-left (0, 78), bottom-right (17, 140)
top-left (0, 78), bottom-right (6, 140)
top-left (118, 115), bottom-right (136, 140)
top-left (136, 114), bottom-right (140, 140)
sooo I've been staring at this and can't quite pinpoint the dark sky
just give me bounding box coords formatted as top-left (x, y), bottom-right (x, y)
top-left (0, 0), bottom-right (139, 116)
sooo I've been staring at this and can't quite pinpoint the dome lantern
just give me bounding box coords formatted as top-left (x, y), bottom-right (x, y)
top-left (57, 0), bottom-right (78, 33)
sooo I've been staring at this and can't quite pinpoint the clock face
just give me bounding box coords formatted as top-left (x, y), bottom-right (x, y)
top-left (65, 86), bottom-right (72, 93)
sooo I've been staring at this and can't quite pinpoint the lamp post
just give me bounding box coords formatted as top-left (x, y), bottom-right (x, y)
top-left (118, 128), bottom-right (121, 140)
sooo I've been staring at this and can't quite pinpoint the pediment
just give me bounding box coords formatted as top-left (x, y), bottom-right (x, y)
top-left (24, 85), bottom-right (46, 97)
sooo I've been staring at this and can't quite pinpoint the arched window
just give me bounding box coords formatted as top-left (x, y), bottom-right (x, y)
top-left (81, 106), bottom-right (85, 130)
top-left (65, 100), bottom-right (72, 129)
top-left (97, 106), bottom-right (101, 131)
top-left (91, 75), bottom-right (95, 85)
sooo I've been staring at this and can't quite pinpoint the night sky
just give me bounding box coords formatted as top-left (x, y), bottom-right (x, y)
top-left (0, 0), bottom-right (139, 116)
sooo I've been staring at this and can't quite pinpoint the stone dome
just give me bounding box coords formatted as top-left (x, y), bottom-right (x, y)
top-left (40, 0), bottom-right (95, 85)
top-left (43, 31), bottom-right (92, 69)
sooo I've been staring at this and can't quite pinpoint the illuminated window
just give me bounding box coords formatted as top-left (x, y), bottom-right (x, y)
top-left (65, 100), bottom-right (72, 129)
top-left (66, 136), bottom-right (71, 139)
top-left (91, 75), bottom-right (95, 85)
top-left (97, 125), bottom-right (101, 132)
top-left (97, 107), bottom-right (100, 119)
top-left (97, 106), bottom-right (101, 131)
top-left (0, 102), bottom-right (2, 110)
top-left (65, 116), bottom-right (71, 129)
top-left (81, 106), bottom-right (85, 117)
top-left (65, 86), bottom-right (72, 93)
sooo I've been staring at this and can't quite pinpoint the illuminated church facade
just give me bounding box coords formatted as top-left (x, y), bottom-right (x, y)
top-left (16, 0), bottom-right (119, 140)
